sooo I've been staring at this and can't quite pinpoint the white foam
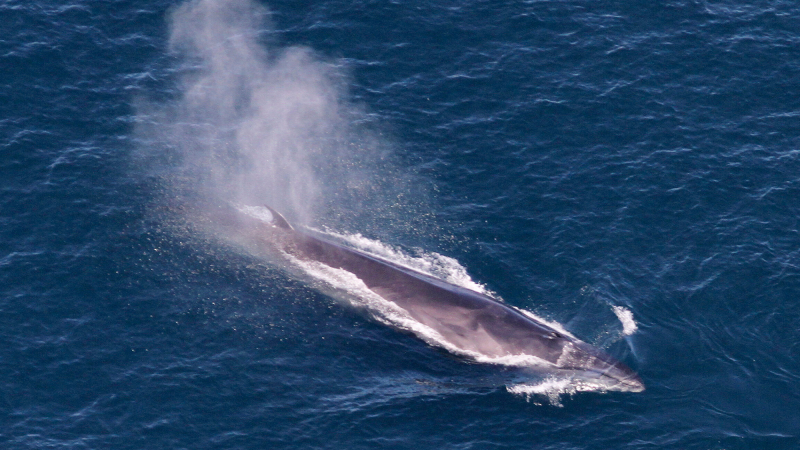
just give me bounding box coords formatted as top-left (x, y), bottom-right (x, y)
top-left (506, 376), bottom-right (610, 407)
top-left (611, 305), bottom-right (638, 336)
top-left (471, 352), bottom-right (554, 369)
top-left (310, 229), bottom-right (492, 295)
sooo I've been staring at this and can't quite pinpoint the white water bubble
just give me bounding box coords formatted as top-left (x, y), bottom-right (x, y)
top-left (611, 305), bottom-right (638, 336)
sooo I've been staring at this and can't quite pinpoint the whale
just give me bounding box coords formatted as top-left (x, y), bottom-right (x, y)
top-left (206, 202), bottom-right (644, 393)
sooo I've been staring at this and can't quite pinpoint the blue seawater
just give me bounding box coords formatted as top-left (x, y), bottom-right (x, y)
top-left (2, 0), bottom-right (800, 448)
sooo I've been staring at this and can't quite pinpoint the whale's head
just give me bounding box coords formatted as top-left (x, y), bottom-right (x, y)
top-left (553, 340), bottom-right (645, 393)
top-left (584, 362), bottom-right (645, 393)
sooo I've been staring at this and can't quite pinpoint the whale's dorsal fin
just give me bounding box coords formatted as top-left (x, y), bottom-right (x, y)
top-left (264, 205), bottom-right (293, 230)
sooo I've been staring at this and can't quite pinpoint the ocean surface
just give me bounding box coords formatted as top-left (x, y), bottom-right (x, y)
top-left (2, 0), bottom-right (800, 448)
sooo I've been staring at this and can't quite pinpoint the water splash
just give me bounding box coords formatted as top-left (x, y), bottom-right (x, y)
top-left (612, 305), bottom-right (638, 336)
top-left (312, 228), bottom-right (492, 295)
top-left (506, 376), bottom-right (610, 407)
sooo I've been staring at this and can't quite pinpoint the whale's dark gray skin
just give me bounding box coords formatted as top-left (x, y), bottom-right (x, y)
top-left (210, 203), bottom-right (644, 393)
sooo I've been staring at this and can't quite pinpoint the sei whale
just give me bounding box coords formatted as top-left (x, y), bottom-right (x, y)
top-left (209, 203), bottom-right (644, 393)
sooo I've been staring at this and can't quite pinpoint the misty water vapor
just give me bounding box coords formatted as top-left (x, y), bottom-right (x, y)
top-left (138, 0), bottom-right (414, 229)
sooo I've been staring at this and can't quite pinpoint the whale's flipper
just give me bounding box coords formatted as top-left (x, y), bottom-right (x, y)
top-left (264, 205), bottom-right (293, 230)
